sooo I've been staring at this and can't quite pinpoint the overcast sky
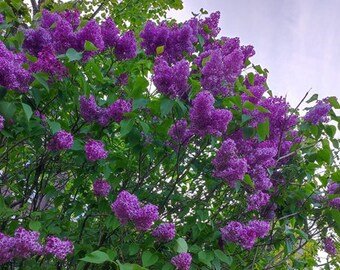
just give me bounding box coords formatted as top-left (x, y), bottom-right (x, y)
top-left (168, 0), bottom-right (340, 107)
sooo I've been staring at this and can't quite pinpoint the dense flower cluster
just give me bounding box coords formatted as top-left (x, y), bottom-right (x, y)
top-left (220, 220), bottom-right (270, 249)
top-left (212, 138), bottom-right (247, 187)
top-left (45, 236), bottom-right (74, 260)
top-left (47, 130), bottom-right (73, 151)
top-left (189, 91), bottom-right (232, 137)
top-left (80, 95), bottom-right (131, 126)
top-left (111, 191), bottom-right (159, 231)
top-left (168, 118), bottom-right (193, 149)
top-left (0, 228), bottom-right (73, 264)
top-left (93, 179), bottom-right (111, 197)
top-left (304, 99), bottom-right (331, 125)
top-left (0, 42), bottom-right (32, 93)
top-left (84, 139), bottom-right (108, 161)
top-left (152, 223), bottom-right (176, 241)
top-left (246, 191), bottom-right (270, 212)
top-left (327, 181), bottom-right (340, 210)
top-left (171, 252), bottom-right (192, 270)
top-left (0, 14), bottom-right (4, 24)
top-left (153, 57), bottom-right (190, 98)
top-left (323, 237), bottom-right (337, 256)
top-left (0, 114), bottom-right (4, 130)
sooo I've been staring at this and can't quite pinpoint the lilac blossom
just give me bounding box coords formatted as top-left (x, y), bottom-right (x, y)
top-left (114, 31), bottom-right (137, 61)
top-left (168, 119), bottom-right (193, 149)
top-left (14, 227), bottom-right (43, 258)
top-left (152, 223), bottom-right (176, 241)
top-left (132, 203), bottom-right (159, 231)
top-left (101, 17), bottom-right (120, 49)
top-left (304, 99), bottom-right (332, 125)
top-left (22, 27), bottom-right (53, 56)
top-left (171, 252), bottom-right (192, 270)
top-left (93, 179), bottom-right (111, 197)
top-left (247, 191), bottom-right (270, 212)
top-left (47, 130), bottom-right (74, 151)
top-left (111, 191), bottom-right (140, 225)
top-left (84, 139), bottom-right (108, 161)
top-left (45, 236), bottom-right (74, 259)
top-left (0, 114), bottom-right (4, 130)
top-left (323, 237), bottom-right (337, 256)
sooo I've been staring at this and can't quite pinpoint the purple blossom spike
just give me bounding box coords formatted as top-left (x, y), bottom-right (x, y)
top-left (108, 99), bottom-right (132, 123)
top-left (132, 203), bottom-right (159, 231)
top-left (23, 27), bottom-right (53, 56)
top-left (171, 252), bottom-right (192, 270)
top-left (111, 190), bottom-right (140, 225)
top-left (0, 114), bottom-right (4, 130)
top-left (101, 17), bottom-right (120, 49)
top-left (140, 21), bottom-right (169, 55)
top-left (84, 139), bottom-right (108, 161)
top-left (168, 119), bottom-right (193, 149)
top-left (93, 179), bottom-right (111, 197)
top-left (248, 220), bottom-right (270, 238)
top-left (114, 31), bottom-right (137, 61)
top-left (0, 233), bottom-right (16, 264)
top-left (152, 223), bottom-right (176, 241)
top-left (14, 227), bottom-right (43, 258)
top-left (45, 236), bottom-right (74, 260)
top-left (323, 237), bottom-right (337, 256)
top-left (304, 99), bottom-right (332, 125)
top-left (80, 95), bottom-right (100, 122)
top-left (47, 130), bottom-right (74, 151)
top-left (247, 191), bottom-right (270, 212)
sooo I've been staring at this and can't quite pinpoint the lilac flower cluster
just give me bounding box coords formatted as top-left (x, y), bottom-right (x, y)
top-left (171, 252), bottom-right (192, 270)
top-left (241, 74), bottom-right (267, 104)
top-left (0, 14), bottom-right (4, 24)
top-left (0, 41), bottom-right (31, 93)
top-left (80, 95), bottom-right (131, 127)
top-left (189, 91), bottom-right (232, 137)
top-left (327, 181), bottom-right (340, 210)
top-left (47, 130), bottom-right (74, 151)
top-left (84, 139), bottom-right (108, 161)
top-left (194, 37), bottom-right (254, 96)
top-left (246, 191), bottom-right (270, 212)
top-left (152, 223), bottom-right (176, 241)
top-left (153, 57), bottom-right (190, 98)
top-left (323, 237), bottom-right (337, 256)
top-left (45, 236), bottom-right (74, 260)
top-left (111, 191), bottom-right (159, 231)
top-left (0, 227), bottom-right (73, 265)
top-left (220, 220), bottom-right (270, 249)
top-left (304, 99), bottom-right (332, 125)
top-left (0, 114), bottom-right (4, 130)
top-left (168, 119), bottom-right (193, 149)
top-left (212, 139), bottom-right (247, 187)
top-left (93, 179), bottom-right (111, 197)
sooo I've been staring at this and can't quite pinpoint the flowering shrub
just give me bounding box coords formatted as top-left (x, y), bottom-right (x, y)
top-left (0, 0), bottom-right (339, 269)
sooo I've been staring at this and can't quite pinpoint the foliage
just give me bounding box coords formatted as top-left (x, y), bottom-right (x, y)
top-left (0, 1), bottom-right (339, 269)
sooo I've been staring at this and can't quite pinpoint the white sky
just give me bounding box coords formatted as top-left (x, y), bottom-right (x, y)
top-left (168, 0), bottom-right (340, 107)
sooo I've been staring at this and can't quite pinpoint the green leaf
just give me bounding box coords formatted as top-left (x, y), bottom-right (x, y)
top-left (160, 98), bottom-right (174, 117)
top-left (66, 48), bottom-right (83, 61)
top-left (47, 120), bottom-right (61, 134)
top-left (32, 73), bottom-right (49, 92)
top-left (257, 118), bottom-right (270, 142)
top-left (80, 250), bottom-right (111, 264)
top-left (132, 77), bottom-right (149, 98)
top-left (129, 243), bottom-right (140, 256)
top-left (133, 98), bottom-right (150, 110)
top-left (29, 220), bottom-right (41, 231)
top-left (120, 119), bottom-right (134, 137)
top-left (328, 96), bottom-right (340, 109)
top-left (156, 45), bottom-right (164, 55)
top-left (198, 250), bottom-right (214, 267)
top-left (139, 121), bottom-right (150, 134)
top-left (202, 55), bottom-right (212, 66)
top-left (243, 100), bottom-right (256, 110)
top-left (306, 94), bottom-right (318, 103)
top-left (331, 209), bottom-right (340, 225)
top-left (161, 263), bottom-right (174, 270)
top-left (22, 103), bottom-right (33, 121)
top-left (142, 251), bottom-right (159, 267)
top-left (243, 127), bottom-right (256, 139)
top-left (214, 250), bottom-right (232, 266)
top-left (174, 238), bottom-right (188, 253)
top-left (243, 174), bottom-right (254, 188)
top-left (248, 72), bottom-right (255, 85)
top-left (84, 40), bottom-right (98, 51)
top-left (118, 262), bottom-right (148, 270)
top-left (0, 101), bottom-right (16, 119)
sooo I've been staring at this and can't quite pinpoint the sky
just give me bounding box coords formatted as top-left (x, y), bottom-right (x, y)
top-left (168, 0), bottom-right (340, 107)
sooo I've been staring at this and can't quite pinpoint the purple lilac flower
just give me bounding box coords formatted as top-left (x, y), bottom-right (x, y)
top-left (47, 130), bottom-right (73, 151)
top-left (117, 73), bottom-right (128, 86)
top-left (140, 21), bottom-right (169, 55)
top-left (0, 114), bottom-right (4, 130)
top-left (132, 203), bottom-right (159, 231)
top-left (189, 91), bottom-right (232, 137)
top-left (93, 179), bottom-right (111, 197)
top-left (261, 202), bottom-right (277, 220)
top-left (212, 139), bottom-right (247, 187)
top-left (14, 227), bottom-right (43, 258)
top-left (168, 119), bottom-right (193, 149)
top-left (80, 95), bottom-right (100, 122)
top-left (152, 223), bottom-right (176, 241)
top-left (171, 252), bottom-right (192, 270)
top-left (61, 10), bottom-right (80, 30)
top-left (0, 14), bottom-right (5, 24)
top-left (247, 191), bottom-right (270, 212)
top-left (30, 46), bottom-right (68, 79)
top-left (323, 237), bottom-right (337, 256)
top-left (328, 198), bottom-right (340, 210)
top-left (111, 190), bottom-right (140, 225)
top-left (0, 233), bottom-right (16, 264)
top-left (248, 220), bottom-right (270, 238)
top-left (304, 99), bottom-right (332, 125)
top-left (153, 57), bottom-right (190, 98)
top-left (108, 99), bottom-right (132, 123)
top-left (101, 17), bottom-right (120, 49)
top-left (199, 11), bottom-right (221, 41)
top-left (114, 31), bottom-right (137, 61)
top-left (41, 9), bottom-right (62, 29)
top-left (328, 181), bottom-right (340, 194)
top-left (0, 41), bottom-right (32, 93)
top-left (75, 20), bottom-right (104, 61)
top-left (45, 236), bottom-right (74, 260)
top-left (84, 139), bottom-right (108, 161)
top-left (22, 27), bottom-right (53, 56)
top-left (52, 19), bottom-right (75, 54)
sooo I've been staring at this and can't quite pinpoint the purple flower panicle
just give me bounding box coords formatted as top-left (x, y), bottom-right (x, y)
top-left (84, 139), bottom-right (108, 161)
top-left (152, 223), bottom-right (176, 241)
top-left (45, 236), bottom-right (74, 260)
top-left (171, 252), bottom-right (192, 270)
top-left (93, 179), bottom-right (111, 197)
top-left (47, 130), bottom-right (73, 151)
top-left (323, 237), bottom-right (337, 256)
